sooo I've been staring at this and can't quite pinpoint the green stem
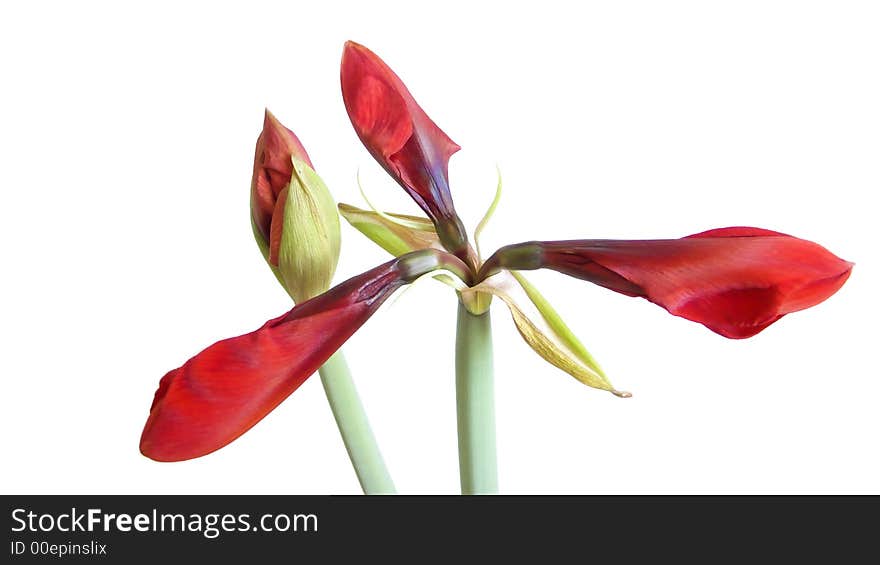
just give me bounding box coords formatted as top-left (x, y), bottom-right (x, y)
top-left (318, 351), bottom-right (395, 494)
top-left (455, 302), bottom-right (498, 494)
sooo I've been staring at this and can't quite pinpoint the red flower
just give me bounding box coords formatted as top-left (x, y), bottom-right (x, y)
top-left (140, 250), bottom-right (462, 462)
top-left (482, 227), bottom-right (853, 339)
top-left (338, 42), bottom-right (853, 395)
top-left (341, 41), bottom-right (468, 257)
top-left (144, 41), bottom-right (855, 470)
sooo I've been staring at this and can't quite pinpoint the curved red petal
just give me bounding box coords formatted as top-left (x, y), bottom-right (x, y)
top-left (341, 41), bottom-right (466, 254)
top-left (672, 286), bottom-right (784, 338)
top-left (250, 110), bottom-right (313, 242)
top-left (497, 229), bottom-right (852, 338)
top-left (140, 259), bottom-right (406, 462)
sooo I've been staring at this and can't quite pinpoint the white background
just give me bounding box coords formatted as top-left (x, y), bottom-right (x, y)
top-left (2, 1), bottom-right (878, 494)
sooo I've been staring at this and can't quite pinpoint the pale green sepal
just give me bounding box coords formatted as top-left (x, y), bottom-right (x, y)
top-left (510, 271), bottom-right (608, 379)
top-left (474, 166), bottom-right (503, 262)
top-left (353, 222), bottom-right (413, 257)
top-left (338, 202), bottom-right (442, 257)
top-left (465, 272), bottom-right (629, 397)
top-left (277, 157), bottom-right (341, 303)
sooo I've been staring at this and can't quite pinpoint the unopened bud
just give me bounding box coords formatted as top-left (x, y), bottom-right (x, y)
top-left (250, 111), bottom-right (341, 302)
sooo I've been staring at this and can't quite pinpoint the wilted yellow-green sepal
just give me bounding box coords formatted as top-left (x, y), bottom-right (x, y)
top-left (469, 273), bottom-right (629, 396)
top-left (276, 157), bottom-right (341, 303)
top-left (509, 272), bottom-right (611, 379)
top-left (338, 203), bottom-right (441, 257)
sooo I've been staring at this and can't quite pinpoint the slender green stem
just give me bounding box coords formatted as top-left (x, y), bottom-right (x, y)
top-left (455, 302), bottom-right (498, 494)
top-left (319, 351), bottom-right (395, 494)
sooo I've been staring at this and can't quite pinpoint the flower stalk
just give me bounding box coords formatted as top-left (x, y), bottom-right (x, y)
top-left (455, 302), bottom-right (498, 495)
top-left (318, 351), bottom-right (395, 494)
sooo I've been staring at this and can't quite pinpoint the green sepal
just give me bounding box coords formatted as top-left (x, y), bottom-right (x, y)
top-left (474, 166), bottom-right (503, 261)
top-left (467, 272), bottom-right (629, 397)
top-left (338, 203), bottom-right (441, 257)
top-left (276, 157), bottom-right (341, 303)
top-left (509, 272), bottom-right (608, 378)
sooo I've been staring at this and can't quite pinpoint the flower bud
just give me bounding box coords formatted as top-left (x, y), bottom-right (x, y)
top-left (251, 111), bottom-right (341, 303)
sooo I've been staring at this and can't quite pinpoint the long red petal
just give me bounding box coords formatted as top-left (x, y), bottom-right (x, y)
top-left (250, 110), bottom-right (313, 244)
top-left (488, 228), bottom-right (853, 339)
top-left (140, 259), bottom-right (407, 462)
top-left (341, 41), bottom-right (467, 255)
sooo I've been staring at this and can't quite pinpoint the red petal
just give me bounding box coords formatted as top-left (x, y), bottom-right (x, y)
top-left (140, 259), bottom-right (407, 462)
top-left (342, 70), bottom-right (412, 159)
top-left (341, 41), bottom-right (466, 254)
top-left (267, 186), bottom-right (288, 266)
top-left (495, 230), bottom-right (852, 339)
top-left (250, 110), bottom-right (313, 243)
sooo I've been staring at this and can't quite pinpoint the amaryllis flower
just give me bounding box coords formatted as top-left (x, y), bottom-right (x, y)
top-left (338, 41), bottom-right (852, 390)
top-left (141, 41), bottom-right (852, 493)
top-left (335, 42), bottom-right (851, 494)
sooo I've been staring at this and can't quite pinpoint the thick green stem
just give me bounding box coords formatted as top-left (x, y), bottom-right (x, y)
top-left (455, 302), bottom-right (498, 494)
top-left (319, 351), bottom-right (395, 494)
